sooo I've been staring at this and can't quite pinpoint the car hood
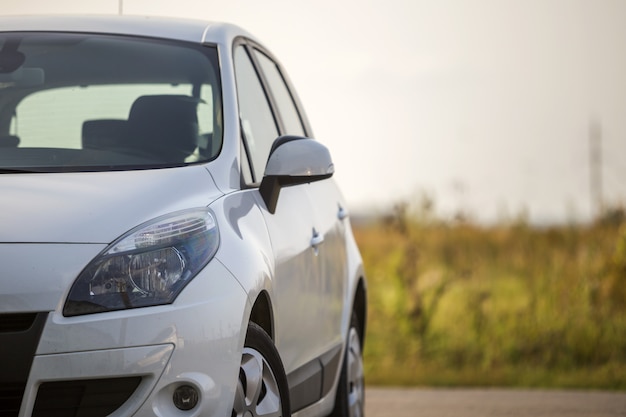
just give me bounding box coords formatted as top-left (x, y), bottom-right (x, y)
top-left (0, 166), bottom-right (223, 244)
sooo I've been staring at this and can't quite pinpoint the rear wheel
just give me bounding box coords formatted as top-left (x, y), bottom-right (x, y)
top-left (232, 323), bottom-right (291, 417)
top-left (330, 314), bottom-right (365, 417)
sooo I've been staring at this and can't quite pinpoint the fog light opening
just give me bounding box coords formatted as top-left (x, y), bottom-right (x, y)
top-left (173, 385), bottom-right (199, 411)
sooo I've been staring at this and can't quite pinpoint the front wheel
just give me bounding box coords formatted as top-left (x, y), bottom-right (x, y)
top-left (232, 323), bottom-right (291, 417)
top-left (330, 314), bottom-right (365, 417)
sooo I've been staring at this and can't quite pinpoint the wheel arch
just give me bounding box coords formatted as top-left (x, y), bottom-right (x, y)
top-left (353, 277), bottom-right (367, 346)
top-left (249, 290), bottom-right (274, 340)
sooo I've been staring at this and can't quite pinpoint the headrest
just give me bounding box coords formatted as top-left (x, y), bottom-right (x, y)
top-left (127, 95), bottom-right (199, 161)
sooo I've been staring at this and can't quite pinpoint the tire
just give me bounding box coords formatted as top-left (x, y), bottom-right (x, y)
top-left (330, 313), bottom-right (365, 417)
top-left (232, 322), bottom-right (291, 417)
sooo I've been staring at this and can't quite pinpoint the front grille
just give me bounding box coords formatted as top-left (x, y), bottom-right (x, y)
top-left (0, 313), bottom-right (37, 333)
top-left (0, 312), bottom-right (48, 417)
top-left (32, 377), bottom-right (142, 417)
top-left (0, 383), bottom-right (24, 417)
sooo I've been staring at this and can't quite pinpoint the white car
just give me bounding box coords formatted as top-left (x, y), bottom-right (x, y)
top-left (0, 16), bottom-right (366, 417)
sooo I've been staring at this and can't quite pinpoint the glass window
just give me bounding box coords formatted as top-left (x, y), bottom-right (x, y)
top-left (234, 46), bottom-right (279, 182)
top-left (14, 84), bottom-right (213, 151)
top-left (0, 33), bottom-right (221, 171)
top-left (254, 50), bottom-right (305, 136)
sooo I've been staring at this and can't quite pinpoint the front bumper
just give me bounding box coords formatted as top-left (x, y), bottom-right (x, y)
top-left (23, 344), bottom-right (173, 416)
top-left (3, 259), bottom-right (249, 417)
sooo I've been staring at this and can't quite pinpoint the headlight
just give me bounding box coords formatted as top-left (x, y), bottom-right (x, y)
top-left (63, 208), bottom-right (219, 317)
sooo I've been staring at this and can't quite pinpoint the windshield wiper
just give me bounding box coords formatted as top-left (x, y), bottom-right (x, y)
top-left (0, 168), bottom-right (44, 173)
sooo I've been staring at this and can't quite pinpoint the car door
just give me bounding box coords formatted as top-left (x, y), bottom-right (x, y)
top-left (306, 178), bottom-right (349, 349)
top-left (251, 45), bottom-right (350, 353)
top-left (233, 43), bottom-right (321, 373)
top-left (251, 48), bottom-right (350, 352)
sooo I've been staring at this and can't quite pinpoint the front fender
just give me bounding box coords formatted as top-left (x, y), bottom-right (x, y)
top-left (210, 191), bottom-right (276, 326)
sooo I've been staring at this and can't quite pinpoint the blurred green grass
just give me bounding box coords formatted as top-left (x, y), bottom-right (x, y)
top-left (356, 203), bottom-right (626, 389)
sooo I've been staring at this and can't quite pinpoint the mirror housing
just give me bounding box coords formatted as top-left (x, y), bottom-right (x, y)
top-left (260, 136), bottom-right (334, 214)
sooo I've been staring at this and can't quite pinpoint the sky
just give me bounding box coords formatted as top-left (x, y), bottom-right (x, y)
top-left (2, 0), bottom-right (626, 224)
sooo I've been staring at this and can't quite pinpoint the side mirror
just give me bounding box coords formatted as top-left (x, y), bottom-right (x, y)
top-left (260, 136), bottom-right (334, 214)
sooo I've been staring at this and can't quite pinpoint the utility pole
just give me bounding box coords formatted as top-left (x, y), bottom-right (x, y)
top-left (118, 0), bottom-right (123, 15)
top-left (589, 119), bottom-right (603, 219)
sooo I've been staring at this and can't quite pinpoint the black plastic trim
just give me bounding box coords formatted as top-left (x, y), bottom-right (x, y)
top-left (0, 313), bottom-right (37, 333)
top-left (320, 344), bottom-right (343, 397)
top-left (32, 377), bottom-right (142, 417)
top-left (260, 173), bottom-right (332, 214)
top-left (0, 383), bottom-right (24, 417)
top-left (0, 312), bottom-right (47, 384)
top-left (287, 359), bottom-right (322, 412)
top-left (287, 343), bottom-right (343, 413)
top-left (0, 312), bottom-right (47, 417)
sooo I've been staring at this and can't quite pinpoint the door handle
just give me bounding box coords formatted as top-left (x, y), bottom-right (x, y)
top-left (311, 229), bottom-right (324, 247)
top-left (311, 228), bottom-right (324, 255)
top-left (338, 205), bottom-right (349, 221)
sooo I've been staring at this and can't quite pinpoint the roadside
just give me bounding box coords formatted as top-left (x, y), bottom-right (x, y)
top-left (365, 387), bottom-right (626, 417)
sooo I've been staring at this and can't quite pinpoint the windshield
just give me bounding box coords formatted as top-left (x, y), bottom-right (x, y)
top-left (0, 33), bottom-right (222, 172)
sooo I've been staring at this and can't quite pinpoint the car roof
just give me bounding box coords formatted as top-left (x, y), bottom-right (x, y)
top-left (0, 15), bottom-right (257, 46)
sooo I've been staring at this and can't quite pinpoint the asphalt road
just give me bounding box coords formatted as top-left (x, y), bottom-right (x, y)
top-left (365, 387), bottom-right (626, 416)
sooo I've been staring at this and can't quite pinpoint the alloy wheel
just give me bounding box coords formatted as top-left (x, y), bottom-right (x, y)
top-left (346, 326), bottom-right (365, 417)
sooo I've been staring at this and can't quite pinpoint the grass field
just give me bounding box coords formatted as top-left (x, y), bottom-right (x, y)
top-left (355, 203), bottom-right (626, 389)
